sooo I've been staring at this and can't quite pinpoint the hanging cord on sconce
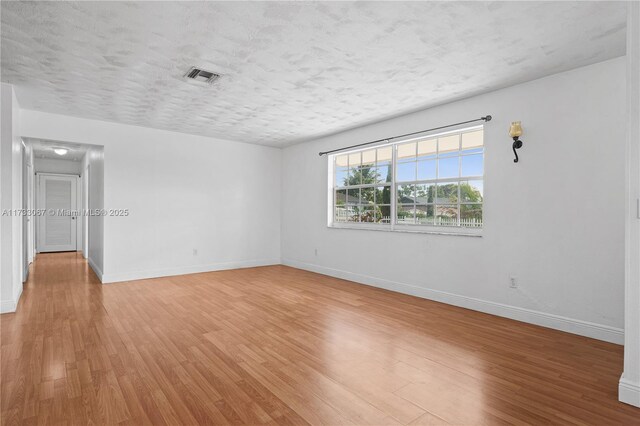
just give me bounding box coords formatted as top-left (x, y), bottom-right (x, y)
top-left (318, 115), bottom-right (492, 156)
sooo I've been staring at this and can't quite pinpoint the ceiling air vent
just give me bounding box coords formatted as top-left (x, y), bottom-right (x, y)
top-left (184, 67), bottom-right (221, 85)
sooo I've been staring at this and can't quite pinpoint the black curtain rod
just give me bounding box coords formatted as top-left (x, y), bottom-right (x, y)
top-left (318, 115), bottom-right (492, 156)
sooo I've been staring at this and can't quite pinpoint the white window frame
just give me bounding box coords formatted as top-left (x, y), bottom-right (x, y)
top-left (327, 125), bottom-right (484, 236)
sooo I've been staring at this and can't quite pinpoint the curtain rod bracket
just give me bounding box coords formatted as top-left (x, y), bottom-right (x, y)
top-left (318, 114), bottom-right (492, 156)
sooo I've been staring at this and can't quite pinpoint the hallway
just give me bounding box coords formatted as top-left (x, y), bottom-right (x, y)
top-left (1, 253), bottom-right (639, 425)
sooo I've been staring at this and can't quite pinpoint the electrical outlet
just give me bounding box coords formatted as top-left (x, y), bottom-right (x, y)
top-left (314, 248), bottom-right (318, 256)
top-left (509, 276), bottom-right (518, 288)
top-left (193, 249), bottom-right (198, 256)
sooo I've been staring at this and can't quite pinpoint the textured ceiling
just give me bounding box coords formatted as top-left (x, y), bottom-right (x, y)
top-left (1, 1), bottom-right (627, 147)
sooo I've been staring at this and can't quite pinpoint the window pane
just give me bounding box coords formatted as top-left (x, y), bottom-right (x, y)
top-left (435, 205), bottom-right (458, 226)
top-left (397, 184), bottom-right (415, 204)
top-left (362, 149), bottom-right (376, 166)
top-left (348, 152), bottom-right (361, 167)
top-left (436, 183), bottom-right (459, 204)
top-left (397, 142), bottom-right (416, 161)
top-left (335, 189), bottom-right (347, 206)
top-left (359, 165), bottom-right (377, 184)
top-left (376, 165), bottom-right (391, 183)
top-left (418, 139), bottom-right (437, 159)
top-left (335, 167), bottom-right (348, 187)
top-left (361, 187), bottom-right (374, 205)
top-left (361, 205), bottom-right (375, 222)
top-left (348, 165), bottom-right (361, 185)
top-left (461, 130), bottom-right (483, 152)
top-left (460, 204), bottom-right (482, 227)
top-left (461, 154), bottom-right (483, 177)
top-left (347, 188), bottom-right (359, 204)
top-left (377, 146), bottom-right (392, 165)
top-left (417, 160), bottom-right (436, 180)
top-left (396, 161), bottom-right (416, 182)
top-left (335, 206), bottom-right (349, 222)
top-left (348, 166), bottom-right (374, 186)
top-left (460, 180), bottom-right (483, 202)
top-left (397, 204), bottom-right (416, 224)
top-left (336, 155), bottom-right (349, 167)
top-left (415, 183), bottom-right (435, 203)
top-left (438, 134), bottom-right (459, 156)
top-left (416, 205), bottom-right (434, 225)
top-left (347, 206), bottom-right (360, 222)
top-left (377, 205), bottom-right (391, 223)
top-left (375, 186), bottom-right (391, 204)
top-left (438, 157), bottom-right (459, 178)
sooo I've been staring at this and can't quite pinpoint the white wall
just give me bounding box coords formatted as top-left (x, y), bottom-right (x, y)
top-left (81, 153), bottom-right (89, 258)
top-left (19, 110), bottom-right (282, 283)
top-left (11, 90), bottom-right (23, 307)
top-left (620, 2), bottom-right (640, 408)
top-left (1, 83), bottom-right (14, 312)
top-left (25, 145), bottom-right (34, 265)
top-left (34, 157), bottom-right (81, 175)
top-left (84, 146), bottom-right (104, 278)
top-left (0, 83), bottom-right (23, 313)
top-left (281, 57), bottom-right (627, 344)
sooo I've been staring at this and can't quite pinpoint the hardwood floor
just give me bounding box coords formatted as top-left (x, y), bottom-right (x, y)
top-left (1, 253), bottom-right (638, 425)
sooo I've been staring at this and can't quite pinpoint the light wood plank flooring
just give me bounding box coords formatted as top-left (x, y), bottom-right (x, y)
top-left (1, 252), bottom-right (639, 425)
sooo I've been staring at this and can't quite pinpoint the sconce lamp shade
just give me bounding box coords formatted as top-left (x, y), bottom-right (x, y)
top-left (509, 121), bottom-right (523, 138)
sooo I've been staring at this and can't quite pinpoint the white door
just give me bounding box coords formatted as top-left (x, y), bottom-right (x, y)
top-left (38, 174), bottom-right (77, 252)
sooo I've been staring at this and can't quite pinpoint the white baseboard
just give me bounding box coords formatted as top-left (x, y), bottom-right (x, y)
top-left (87, 257), bottom-right (103, 282)
top-left (0, 299), bottom-right (17, 314)
top-left (0, 285), bottom-right (23, 314)
top-left (282, 258), bottom-right (624, 345)
top-left (13, 284), bottom-right (22, 310)
top-left (619, 375), bottom-right (640, 407)
top-left (101, 258), bottom-right (281, 284)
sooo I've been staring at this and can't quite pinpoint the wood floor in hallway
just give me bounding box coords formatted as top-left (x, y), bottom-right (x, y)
top-left (1, 252), bottom-right (639, 425)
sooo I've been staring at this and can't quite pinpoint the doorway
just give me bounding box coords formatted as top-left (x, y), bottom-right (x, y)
top-left (36, 173), bottom-right (78, 252)
top-left (23, 138), bottom-right (104, 282)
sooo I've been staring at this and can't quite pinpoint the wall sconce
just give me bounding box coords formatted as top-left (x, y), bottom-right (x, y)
top-left (509, 121), bottom-right (523, 163)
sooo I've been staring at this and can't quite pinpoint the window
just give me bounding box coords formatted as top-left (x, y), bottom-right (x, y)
top-left (330, 126), bottom-right (484, 233)
top-left (334, 146), bottom-right (392, 224)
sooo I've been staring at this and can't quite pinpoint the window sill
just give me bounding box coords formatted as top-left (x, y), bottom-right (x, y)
top-left (327, 222), bottom-right (483, 237)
